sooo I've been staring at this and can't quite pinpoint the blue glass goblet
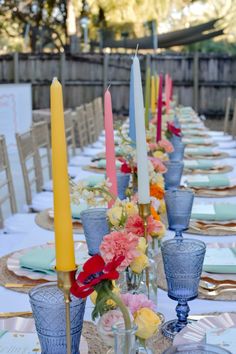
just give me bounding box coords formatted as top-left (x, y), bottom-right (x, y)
top-left (164, 189), bottom-right (194, 238)
top-left (117, 172), bottom-right (130, 200)
top-left (168, 142), bottom-right (185, 161)
top-left (163, 161), bottom-right (184, 190)
top-left (80, 208), bottom-right (110, 255)
top-left (161, 238), bottom-right (206, 339)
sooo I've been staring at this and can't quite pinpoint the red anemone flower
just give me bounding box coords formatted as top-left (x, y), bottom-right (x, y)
top-left (167, 121), bottom-right (182, 137)
top-left (71, 254), bottom-right (124, 298)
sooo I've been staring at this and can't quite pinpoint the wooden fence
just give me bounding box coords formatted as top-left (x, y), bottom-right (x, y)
top-left (0, 52), bottom-right (236, 118)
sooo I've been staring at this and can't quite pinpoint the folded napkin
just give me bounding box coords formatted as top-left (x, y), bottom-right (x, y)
top-left (115, 147), bottom-right (123, 156)
top-left (184, 160), bottom-right (215, 170)
top-left (192, 203), bottom-right (236, 221)
top-left (97, 159), bottom-right (122, 169)
top-left (182, 129), bottom-right (208, 136)
top-left (185, 174), bottom-right (230, 188)
top-left (83, 175), bottom-right (105, 187)
top-left (206, 328), bottom-right (236, 354)
top-left (185, 147), bottom-right (218, 156)
top-left (183, 138), bottom-right (212, 145)
top-left (71, 203), bottom-right (87, 219)
top-left (20, 248), bottom-right (55, 275)
top-left (203, 248), bottom-right (236, 273)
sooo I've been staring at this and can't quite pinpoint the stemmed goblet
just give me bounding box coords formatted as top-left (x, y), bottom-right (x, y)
top-left (163, 161), bottom-right (184, 190)
top-left (168, 142), bottom-right (185, 161)
top-left (164, 189), bottom-right (194, 238)
top-left (161, 238), bottom-right (206, 339)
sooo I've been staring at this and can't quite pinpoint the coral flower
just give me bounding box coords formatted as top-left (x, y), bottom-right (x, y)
top-left (151, 206), bottom-right (160, 221)
top-left (125, 214), bottom-right (163, 238)
top-left (71, 254), bottom-right (124, 298)
top-left (100, 231), bottom-right (139, 271)
top-left (150, 184), bottom-right (165, 200)
top-left (149, 157), bottom-right (167, 174)
top-left (158, 139), bottom-right (174, 153)
top-left (121, 293), bottom-right (156, 315)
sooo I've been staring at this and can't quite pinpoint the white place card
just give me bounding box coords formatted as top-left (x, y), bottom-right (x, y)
top-left (0, 332), bottom-right (40, 353)
top-left (206, 327), bottom-right (236, 354)
top-left (191, 204), bottom-right (215, 215)
top-left (186, 175), bottom-right (210, 183)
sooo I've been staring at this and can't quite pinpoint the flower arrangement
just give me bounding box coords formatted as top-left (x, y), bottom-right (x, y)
top-left (166, 121), bottom-right (182, 139)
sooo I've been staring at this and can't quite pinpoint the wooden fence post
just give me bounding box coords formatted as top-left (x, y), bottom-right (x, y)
top-left (13, 52), bottom-right (19, 83)
top-left (103, 53), bottom-right (109, 93)
top-left (193, 52), bottom-right (199, 112)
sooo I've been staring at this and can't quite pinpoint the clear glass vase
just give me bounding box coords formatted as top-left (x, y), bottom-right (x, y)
top-left (107, 325), bottom-right (137, 354)
top-left (136, 338), bottom-right (154, 354)
top-left (125, 267), bottom-right (144, 294)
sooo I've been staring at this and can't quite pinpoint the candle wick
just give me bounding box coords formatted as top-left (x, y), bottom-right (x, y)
top-left (135, 44), bottom-right (139, 56)
top-left (52, 77), bottom-right (58, 82)
top-left (106, 83), bottom-right (111, 91)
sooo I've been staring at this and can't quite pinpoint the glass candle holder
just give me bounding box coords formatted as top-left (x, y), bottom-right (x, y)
top-left (163, 161), bottom-right (184, 190)
top-left (80, 208), bottom-right (110, 255)
top-left (164, 189), bottom-right (194, 238)
top-left (161, 238), bottom-right (206, 339)
top-left (117, 172), bottom-right (130, 200)
top-left (29, 282), bottom-right (86, 354)
top-left (168, 142), bottom-right (185, 161)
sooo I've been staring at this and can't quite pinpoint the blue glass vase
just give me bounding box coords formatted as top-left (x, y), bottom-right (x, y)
top-left (29, 283), bottom-right (86, 354)
top-left (168, 141), bottom-right (185, 161)
top-left (80, 208), bottom-right (110, 255)
top-left (161, 238), bottom-right (206, 339)
top-left (164, 189), bottom-right (194, 238)
top-left (163, 161), bottom-right (184, 190)
top-left (117, 172), bottom-right (130, 200)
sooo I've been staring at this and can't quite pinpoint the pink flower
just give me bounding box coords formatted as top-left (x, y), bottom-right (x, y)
top-left (125, 215), bottom-right (162, 237)
top-left (148, 143), bottom-right (159, 151)
top-left (149, 157), bottom-right (167, 174)
top-left (121, 293), bottom-right (156, 315)
top-left (150, 118), bottom-right (157, 125)
top-left (158, 139), bottom-right (174, 153)
top-left (100, 231), bottom-right (139, 271)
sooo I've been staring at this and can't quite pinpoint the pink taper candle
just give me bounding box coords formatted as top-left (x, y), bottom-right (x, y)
top-left (104, 89), bottom-right (118, 208)
top-left (156, 74), bottom-right (163, 142)
top-left (165, 73), bottom-right (170, 114)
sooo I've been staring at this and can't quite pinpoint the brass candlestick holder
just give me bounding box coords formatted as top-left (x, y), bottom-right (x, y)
top-left (138, 203), bottom-right (151, 298)
top-left (57, 268), bottom-right (77, 354)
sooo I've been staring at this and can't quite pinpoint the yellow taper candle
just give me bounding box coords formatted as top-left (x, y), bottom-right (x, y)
top-left (155, 74), bottom-right (159, 106)
top-left (151, 76), bottom-right (156, 114)
top-left (50, 78), bottom-right (76, 271)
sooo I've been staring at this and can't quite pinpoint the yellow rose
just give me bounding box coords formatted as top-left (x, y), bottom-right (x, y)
top-left (107, 206), bottom-right (123, 227)
top-left (158, 199), bottom-right (166, 214)
top-left (134, 308), bottom-right (161, 339)
top-left (130, 254), bottom-right (149, 274)
top-left (136, 237), bottom-right (147, 254)
top-left (153, 151), bottom-right (166, 160)
top-left (90, 283), bottom-right (120, 307)
top-left (125, 202), bottom-right (138, 217)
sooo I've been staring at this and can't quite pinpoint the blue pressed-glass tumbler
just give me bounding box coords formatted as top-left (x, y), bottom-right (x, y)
top-left (164, 189), bottom-right (194, 238)
top-left (161, 238), bottom-right (206, 339)
top-left (117, 172), bottom-right (130, 200)
top-left (80, 208), bottom-right (110, 255)
top-left (168, 142), bottom-right (185, 161)
top-left (164, 161), bottom-right (184, 190)
top-left (29, 283), bottom-right (86, 354)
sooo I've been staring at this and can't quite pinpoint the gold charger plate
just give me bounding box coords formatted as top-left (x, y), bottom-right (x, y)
top-left (156, 254), bottom-right (236, 301)
top-left (187, 185), bottom-right (236, 198)
top-left (35, 209), bottom-right (84, 234)
top-left (184, 152), bottom-right (229, 160)
top-left (82, 165), bottom-right (106, 174)
top-left (183, 165), bottom-right (233, 175)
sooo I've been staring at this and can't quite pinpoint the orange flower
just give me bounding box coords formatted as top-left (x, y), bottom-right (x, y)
top-left (151, 206), bottom-right (160, 221)
top-left (150, 184), bottom-right (165, 200)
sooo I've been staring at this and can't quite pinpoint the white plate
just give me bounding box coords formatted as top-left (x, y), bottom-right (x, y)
top-left (174, 313), bottom-right (236, 348)
top-left (0, 317), bottom-right (88, 353)
top-left (7, 242), bottom-right (89, 281)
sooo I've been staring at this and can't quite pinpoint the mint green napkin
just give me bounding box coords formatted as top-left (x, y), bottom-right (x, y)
top-left (97, 159), bottom-right (122, 169)
top-left (20, 248), bottom-right (55, 275)
top-left (0, 330), bottom-right (7, 338)
top-left (115, 147), bottom-right (122, 156)
top-left (83, 175), bottom-right (105, 187)
top-left (71, 203), bottom-right (87, 219)
top-left (183, 138), bottom-right (209, 145)
top-left (191, 203), bottom-right (236, 221)
top-left (203, 248), bottom-right (236, 273)
top-left (182, 130), bottom-right (206, 136)
top-left (184, 160), bottom-right (215, 170)
top-left (186, 174), bottom-right (229, 188)
top-left (185, 147), bottom-right (215, 156)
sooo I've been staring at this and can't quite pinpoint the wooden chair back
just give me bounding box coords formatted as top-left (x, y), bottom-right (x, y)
top-left (231, 100), bottom-right (236, 139)
top-left (64, 110), bottom-right (76, 157)
top-left (0, 136), bottom-right (17, 228)
top-left (73, 106), bottom-right (89, 149)
top-left (93, 97), bottom-right (104, 137)
top-left (223, 96), bottom-right (231, 134)
top-left (84, 102), bottom-right (97, 144)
